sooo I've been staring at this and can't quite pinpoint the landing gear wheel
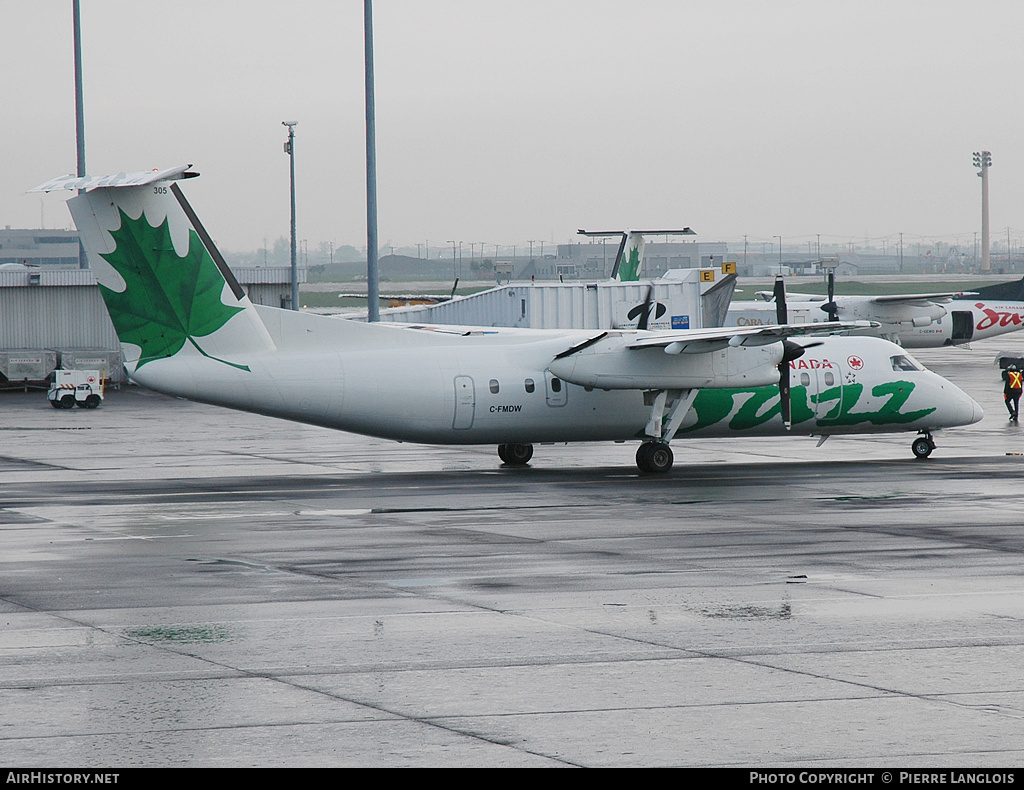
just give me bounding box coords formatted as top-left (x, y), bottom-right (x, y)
top-left (912, 435), bottom-right (935, 459)
top-left (60, 394), bottom-right (75, 409)
top-left (636, 441), bottom-right (673, 473)
top-left (499, 443), bottom-right (533, 466)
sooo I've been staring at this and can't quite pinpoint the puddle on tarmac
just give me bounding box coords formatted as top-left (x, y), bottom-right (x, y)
top-left (700, 602), bottom-right (792, 620)
top-left (124, 625), bottom-right (232, 643)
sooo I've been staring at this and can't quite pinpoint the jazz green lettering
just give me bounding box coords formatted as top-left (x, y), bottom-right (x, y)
top-left (673, 380), bottom-right (932, 434)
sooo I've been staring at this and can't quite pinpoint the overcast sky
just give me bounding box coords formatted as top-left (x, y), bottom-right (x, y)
top-left (3, 0), bottom-right (1023, 256)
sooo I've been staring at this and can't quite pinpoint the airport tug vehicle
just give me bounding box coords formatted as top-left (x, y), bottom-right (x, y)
top-left (48, 369), bottom-right (104, 409)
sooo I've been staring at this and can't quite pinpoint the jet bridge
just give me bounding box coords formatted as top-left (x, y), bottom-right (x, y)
top-left (377, 268), bottom-right (736, 331)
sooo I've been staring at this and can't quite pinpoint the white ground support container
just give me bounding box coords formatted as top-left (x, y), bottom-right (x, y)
top-left (0, 349), bottom-right (58, 386)
top-left (47, 369), bottom-right (104, 409)
top-left (376, 269), bottom-right (737, 331)
top-left (57, 349), bottom-right (125, 385)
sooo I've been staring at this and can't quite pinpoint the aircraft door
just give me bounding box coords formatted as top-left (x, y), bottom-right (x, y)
top-left (952, 311), bottom-right (974, 343)
top-left (453, 375), bottom-right (475, 429)
top-left (545, 371), bottom-right (568, 406)
top-left (800, 361), bottom-right (844, 422)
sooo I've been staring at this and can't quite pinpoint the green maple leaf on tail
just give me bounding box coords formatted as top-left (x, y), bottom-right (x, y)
top-left (619, 246), bottom-right (642, 281)
top-left (98, 208), bottom-right (249, 371)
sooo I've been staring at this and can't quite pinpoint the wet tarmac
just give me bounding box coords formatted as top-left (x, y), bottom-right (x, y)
top-left (2, 336), bottom-right (1024, 766)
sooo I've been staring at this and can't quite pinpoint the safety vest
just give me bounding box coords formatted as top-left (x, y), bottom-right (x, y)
top-left (1009, 370), bottom-right (1022, 390)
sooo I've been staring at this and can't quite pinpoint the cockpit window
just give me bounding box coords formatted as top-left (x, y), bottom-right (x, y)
top-left (891, 355), bottom-right (923, 372)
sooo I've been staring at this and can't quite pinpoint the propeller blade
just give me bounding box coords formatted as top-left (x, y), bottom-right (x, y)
top-left (773, 276), bottom-right (788, 325)
top-left (778, 339), bottom-right (806, 431)
top-left (637, 284), bottom-right (654, 331)
top-left (826, 271), bottom-right (838, 321)
top-left (778, 360), bottom-right (792, 430)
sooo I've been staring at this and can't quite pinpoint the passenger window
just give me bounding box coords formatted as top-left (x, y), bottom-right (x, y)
top-left (551, 377), bottom-right (562, 393)
top-left (489, 379), bottom-right (500, 394)
top-left (525, 378), bottom-right (535, 393)
top-left (800, 372), bottom-right (810, 387)
top-left (824, 372), bottom-right (835, 386)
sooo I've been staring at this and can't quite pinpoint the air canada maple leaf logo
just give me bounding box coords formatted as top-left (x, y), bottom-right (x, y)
top-left (98, 208), bottom-right (249, 371)
top-left (619, 246), bottom-right (642, 281)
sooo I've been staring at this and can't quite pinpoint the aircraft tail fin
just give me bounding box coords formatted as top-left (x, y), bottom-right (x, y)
top-left (35, 167), bottom-right (276, 374)
top-left (577, 228), bottom-right (695, 281)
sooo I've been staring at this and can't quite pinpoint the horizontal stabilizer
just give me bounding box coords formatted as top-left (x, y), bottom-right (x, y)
top-left (31, 165), bottom-right (199, 193)
top-left (577, 228), bottom-right (695, 237)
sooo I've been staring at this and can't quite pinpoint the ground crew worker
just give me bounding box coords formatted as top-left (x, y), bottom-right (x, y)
top-left (1004, 363), bottom-right (1023, 422)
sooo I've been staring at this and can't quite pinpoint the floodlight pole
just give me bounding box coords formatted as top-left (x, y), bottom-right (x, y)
top-left (364, 0), bottom-right (380, 321)
top-left (974, 150), bottom-right (992, 273)
top-left (283, 122), bottom-right (298, 310)
top-left (73, 0), bottom-right (88, 268)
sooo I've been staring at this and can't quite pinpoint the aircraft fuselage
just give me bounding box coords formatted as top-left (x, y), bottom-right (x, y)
top-left (727, 298), bottom-right (1024, 348)
top-left (130, 308), bottom-right (979, 446)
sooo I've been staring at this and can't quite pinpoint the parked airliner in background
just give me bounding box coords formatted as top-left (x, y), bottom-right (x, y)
top-left (727, 275), bottom-right (1024, 348)
top-left (577, 228), bottom-right (696, 282)
top-left (34, 166), bottom-right (982, 469)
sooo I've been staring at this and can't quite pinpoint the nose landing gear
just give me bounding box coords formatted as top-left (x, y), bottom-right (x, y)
top-left (912, 432), bottom-right (936, 459)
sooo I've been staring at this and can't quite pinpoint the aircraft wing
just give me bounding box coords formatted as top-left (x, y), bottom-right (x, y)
top-left (754, 291), bottom-right (959, 307)
top-left (869, 293), bottom-right (956, 305)
top-left (626, 320), bottom-right (875, 353)
top-left (754, 290), bottom-right (822, 302)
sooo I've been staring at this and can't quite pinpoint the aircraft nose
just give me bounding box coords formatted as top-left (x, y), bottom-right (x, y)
top-left (967, 394), bottom-right (984, 425)
top-left (952, 387), bottom-right (984, 426)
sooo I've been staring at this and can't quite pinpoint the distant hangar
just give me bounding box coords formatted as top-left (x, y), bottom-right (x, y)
top-left (0, 263), bottom-right (304, 386)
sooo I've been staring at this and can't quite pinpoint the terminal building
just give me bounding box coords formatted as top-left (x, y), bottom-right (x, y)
top-left (0, 228), bottom-right (82, 267)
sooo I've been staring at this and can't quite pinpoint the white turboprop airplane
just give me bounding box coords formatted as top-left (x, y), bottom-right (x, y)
top-left (727, 273), bottom-right (1024, 348)
top-left (34, 166), bottom-right (982, 469)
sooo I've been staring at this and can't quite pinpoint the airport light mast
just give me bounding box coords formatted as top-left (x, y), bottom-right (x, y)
top-left (974, 150), bottom-right (992, 273)
top-left (283, 121), bottom-right (298, 310)
top-left (364, 0), bottom-right (380, 321)
top-left (73, 0), bottom-right (88, 269)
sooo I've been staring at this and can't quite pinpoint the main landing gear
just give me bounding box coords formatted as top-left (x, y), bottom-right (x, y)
top-left (911, 431), bottom-right (936, 459)
top-left (497, 443), bottom-right (534, 466)
top-left (632, 388), bottom-right (697, 474)
top-left (636, 441), bottom-right (674, 473)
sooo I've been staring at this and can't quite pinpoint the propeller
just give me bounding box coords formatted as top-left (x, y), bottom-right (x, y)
top-left (628, 285), bottom-right (665, 330)
top-left (772, 276), bottom-right (805, 429)
top-left (779, 339), bottom-right (807, 430)
top-left (637, 285), bottom-right (653, 330)
top-left (821, 270), bottom-right (839, 321)
top-left (773, 275), bottom-right (788, 324)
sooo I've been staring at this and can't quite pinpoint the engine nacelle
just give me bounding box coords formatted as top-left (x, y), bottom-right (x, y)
top-left (547, 335), bottom-right (783, 390)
